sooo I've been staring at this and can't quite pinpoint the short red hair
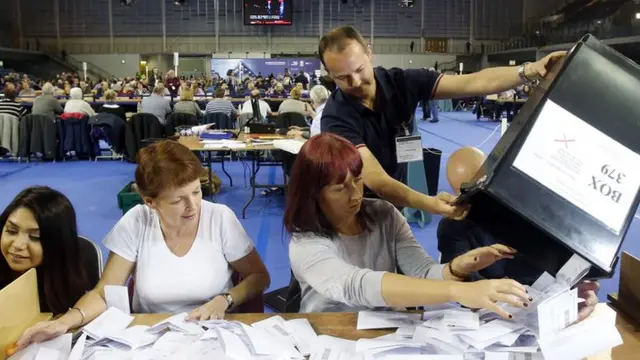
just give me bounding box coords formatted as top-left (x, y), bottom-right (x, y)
top-left (135, 140), bottom-right (206, 198)
top-left (283, 133), bottom-right (371, 236)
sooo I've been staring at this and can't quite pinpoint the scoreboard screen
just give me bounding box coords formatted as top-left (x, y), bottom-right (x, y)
top-left (244, 0), bottom-right (293, 25)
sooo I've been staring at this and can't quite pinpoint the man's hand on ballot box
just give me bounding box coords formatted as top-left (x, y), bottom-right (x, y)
top-left (577, 280), bottom-right (600, 321)
top-left (524, 51), bottom-right (567, 81)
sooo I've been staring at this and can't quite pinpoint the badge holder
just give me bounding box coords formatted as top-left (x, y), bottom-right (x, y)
top-left (400, 120), bottom-right (432, 228)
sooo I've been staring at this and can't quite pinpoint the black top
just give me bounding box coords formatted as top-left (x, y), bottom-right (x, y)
top-left (321, 67), bottom-right (442, 185)
top-left (437, 218), bottom-right (571, 285)
top-left (99, 104), bottom-right (127, 122)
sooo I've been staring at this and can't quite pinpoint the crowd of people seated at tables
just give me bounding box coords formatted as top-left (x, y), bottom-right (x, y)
top-left (0, 66), bottom-right (318, 102)
top-left (0, 68), bottom-right (329, 130)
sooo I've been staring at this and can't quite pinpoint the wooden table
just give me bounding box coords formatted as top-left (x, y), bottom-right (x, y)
top-left (131, 304), bottom-right (640, 359)
top-left (178, 133), bottom-right (287, 218)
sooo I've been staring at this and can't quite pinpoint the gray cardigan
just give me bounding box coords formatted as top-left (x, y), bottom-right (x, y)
top-left (289, 198), bottom-right (445, 313)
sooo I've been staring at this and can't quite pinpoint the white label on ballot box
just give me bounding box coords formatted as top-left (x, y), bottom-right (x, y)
top-left (396, 135), bottom-right (423, 163)
top-left (513, 100), bottom-right (640, 234)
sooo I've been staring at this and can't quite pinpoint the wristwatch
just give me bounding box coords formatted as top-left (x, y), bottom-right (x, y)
top-left (518, 62), bottom-right (533, 83)
top-left (221, 293), bottom-right (234, 311)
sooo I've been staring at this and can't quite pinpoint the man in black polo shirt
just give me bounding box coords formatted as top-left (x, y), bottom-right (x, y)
top-left (319, 26), bottom-right (564, 218)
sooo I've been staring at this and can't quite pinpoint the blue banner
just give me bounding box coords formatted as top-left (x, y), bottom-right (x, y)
top-left (211, 58), bottom-right (321, 78)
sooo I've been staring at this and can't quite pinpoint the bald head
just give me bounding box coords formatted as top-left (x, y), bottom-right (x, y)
top-left (447, 147), bottom-right (486, 195)
top-left (250, 89), bottom-right (260, 98)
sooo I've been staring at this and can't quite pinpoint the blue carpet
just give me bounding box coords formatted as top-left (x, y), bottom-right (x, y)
top-left (0, 110), bottom-right (637, 303)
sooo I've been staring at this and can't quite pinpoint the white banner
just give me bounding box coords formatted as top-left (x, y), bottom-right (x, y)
top-left (513, 100), bottom-right (640, 235)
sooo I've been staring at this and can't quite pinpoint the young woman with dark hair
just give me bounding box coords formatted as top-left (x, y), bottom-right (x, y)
top-left (0, 186), bottom-right (96, 315)
top-left (284, 133), bottom-right (532, 316)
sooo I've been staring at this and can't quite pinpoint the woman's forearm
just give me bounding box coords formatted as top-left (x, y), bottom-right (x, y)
top-left (56, 290), bottom-right (108, 329)
top-left (228, 272), bottom-right (271, 308)
top-left (380, 273), bottom-right (463, 307)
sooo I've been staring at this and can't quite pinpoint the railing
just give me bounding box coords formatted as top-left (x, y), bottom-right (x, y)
top-left (60, 55), bottom-right (115, 80)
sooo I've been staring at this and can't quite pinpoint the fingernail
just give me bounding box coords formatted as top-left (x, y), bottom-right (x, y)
top-left (523, 303), bottom-right (529, 307)
top-left (529, 297), bottom-right (533, 301)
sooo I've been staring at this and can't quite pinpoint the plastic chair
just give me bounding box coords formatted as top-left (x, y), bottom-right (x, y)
top-left (78, 236), bottom-right (104, 279)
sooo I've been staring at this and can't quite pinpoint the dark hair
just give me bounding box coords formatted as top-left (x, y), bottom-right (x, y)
top-left (135, 140), bottom-right (206, 198)
top-left (0, 186), bottom-right (91, 315)
top-left (318, 26), bottom-right (368, 71)
top-left (283, 133), bottom-right (372, 237)
top-left (3, 87), bottom-right (17, 100)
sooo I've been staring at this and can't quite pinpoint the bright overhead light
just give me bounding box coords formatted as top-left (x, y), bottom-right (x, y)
top-left (636, 12), bottom-right (640, 19)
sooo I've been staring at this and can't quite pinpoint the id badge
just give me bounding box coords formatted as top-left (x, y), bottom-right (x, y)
top-left (395, 135), bottom-right (423, 163)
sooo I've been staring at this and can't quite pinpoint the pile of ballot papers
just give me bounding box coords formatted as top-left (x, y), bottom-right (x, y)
top-left (9, 255), bottom-right (623, 360)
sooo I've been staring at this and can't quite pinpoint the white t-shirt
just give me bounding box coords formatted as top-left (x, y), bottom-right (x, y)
top-left (240, 99), bottom-right (271, 120)
top-left (103, 201), bottom-right (254, 314)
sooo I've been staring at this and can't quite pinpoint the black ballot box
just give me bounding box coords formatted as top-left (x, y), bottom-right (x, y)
top-left (457, 34), bottom-right (640, 279)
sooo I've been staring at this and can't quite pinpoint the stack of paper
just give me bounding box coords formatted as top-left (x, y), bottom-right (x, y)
top-left (324, 254), bottom-right (621, 360)
top-left (273, 139), bottom-right (305, 154)
top-left (9, 256), bottom-right (622, 360)
top-left (12, 309), bottom-right (319, 360)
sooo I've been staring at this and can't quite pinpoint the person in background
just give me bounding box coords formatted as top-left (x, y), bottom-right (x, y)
top-left (271, 82), bottom-right (287, 98)
top-left (0, 186), bottom-right (97, 315)
top-left (279, 87), bottom-right (315, 118)
top-left (141, 83), bottom-right (172, 125)
top-left (287, 84), bottom-right (330, 140)
top-left (308, 85), bottom-right (330, 137)
top-left (240, 90), bottom-right (277, 120)
top-left (18, 81), bottom-right (36, 97)
top-left (243, 82), bottom-right (256, 97)
top-left (63, 88), bottom-right (96, 116)
top-left (0, 87), bottom-right (28, 119)
top-left (32, 82), bottom-right (63, 119)
top-left (98, 90), bottom-right (127, 121)
top-left (135, 82), bottom-right (150, 97)
top-left (205, 88), bottom-right (237, 119)
top-left (165, 70), bottom-right (181, 97)
top-left (174, 84), bottom-right (203, 121)
top-left (285, 134), bottom-right (530, 315)
top-left (295, 70), bottom-right (309, 90)
top-left (437, 147), bottom-right (599, 321)
top-left (148, 67), bottom-right (160, 88)
top-left (15, 140), bottom-right (271, 349)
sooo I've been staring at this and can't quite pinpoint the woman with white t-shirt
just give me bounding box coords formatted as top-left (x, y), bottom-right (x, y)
top-left (15, 140), bottom-right (270, 349)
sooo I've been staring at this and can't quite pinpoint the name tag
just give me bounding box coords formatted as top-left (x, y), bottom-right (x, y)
top-left (395, 135), bottom-right (423, 163)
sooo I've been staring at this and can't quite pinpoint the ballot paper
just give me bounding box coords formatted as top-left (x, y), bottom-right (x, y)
top-left (82, 307), bottom-right (134, 340)
top-left (539, 305), bottom-right (622, 360)
top-left (357, 311), bottom-right (423, 330)
top-left (104, 285), bottom-right (131, 315)
top-left (9, 334), bottom-right (72, 360)
top-left (147, 312), bottom-right (204, 334)
top-left (536, 287), bottom-right (578, 340)
top-left (67, 333), bottom-right (87, 360)
top-left (284, 318), bottom-right (320, 356)
top-left (92, 325), bottom-right (160, 350)
top-left (273, 139), bottom-right (305, 154)
top-left (251, 315), bottom-right (301, 355)
top-left (555, 253), bottom-right (592, 288)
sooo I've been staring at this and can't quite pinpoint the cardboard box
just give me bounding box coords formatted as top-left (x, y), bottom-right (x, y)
top-left (0, 269), bottom-right (52, 360)
top-left (458, 34), bottom-right (640, 278)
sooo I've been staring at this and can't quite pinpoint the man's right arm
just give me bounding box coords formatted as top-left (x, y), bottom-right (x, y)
top-left (358, 146), bottom-right (441, 213)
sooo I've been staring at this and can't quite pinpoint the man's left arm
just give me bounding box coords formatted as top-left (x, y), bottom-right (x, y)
top-left (433, 51), bottom-right (566, 99)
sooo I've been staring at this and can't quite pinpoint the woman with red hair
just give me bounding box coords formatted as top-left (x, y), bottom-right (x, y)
top-left (285, 133), bottom-right (531, 317)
